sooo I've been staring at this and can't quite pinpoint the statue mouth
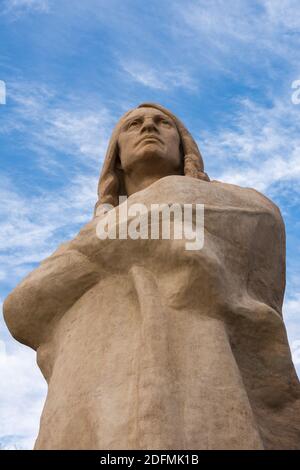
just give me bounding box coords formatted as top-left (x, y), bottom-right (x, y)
top-left (137, 135), bottom-right (163, 146)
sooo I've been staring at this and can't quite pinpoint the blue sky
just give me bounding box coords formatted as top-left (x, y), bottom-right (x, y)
top-left (0, 0), bottom-right (300, 450)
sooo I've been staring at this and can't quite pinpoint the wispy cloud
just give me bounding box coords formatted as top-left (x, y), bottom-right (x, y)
top-left (2, 0), bottom-right (49, 16)
top-left (2, 81), bottom-right (113, 168)
top-left (0, 172), bottom-right (98, 288)
top-left (283, 292), bottom-right (300, 373)
top-left (201, 96), bottom-right (300, 197)
top-left (173, 0), bottom-right (300, 82)
top-left (263, 0), bottom-right (300, 31)
top-left (121, 60), bottom-right (197, 92)
top-left (0, 80), bottom-right (6, 105)
top-left (0, 334), bottom-right (47, 450)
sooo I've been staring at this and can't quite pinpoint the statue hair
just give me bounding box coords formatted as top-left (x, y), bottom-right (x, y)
top-left (94, 102), bottom-right (210, 216)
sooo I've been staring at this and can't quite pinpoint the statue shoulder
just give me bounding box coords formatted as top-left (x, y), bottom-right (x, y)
top-left (210, 179), bottom-right (284, 225)
top-left (135, 176), bottom-right (284, 229)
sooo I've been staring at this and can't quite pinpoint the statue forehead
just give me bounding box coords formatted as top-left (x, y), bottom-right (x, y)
top-left (124, 106), bottom-right (172, 121)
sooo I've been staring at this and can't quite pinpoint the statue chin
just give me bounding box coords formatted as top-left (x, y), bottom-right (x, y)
top-left (123, 148), bottom-right (174, 170)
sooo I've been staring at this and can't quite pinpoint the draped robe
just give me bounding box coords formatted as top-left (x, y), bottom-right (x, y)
top-left (4, 175), bottom-right (300, 449)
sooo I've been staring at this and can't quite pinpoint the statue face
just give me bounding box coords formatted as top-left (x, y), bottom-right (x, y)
top-left (117, 107), bottom-right (182, 176)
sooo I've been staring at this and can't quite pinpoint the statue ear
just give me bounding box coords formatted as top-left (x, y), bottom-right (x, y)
top-left (116, 166), bottom-right (127, 196)
top-left (115, 159), bottom-right (122, 170)
top-left (115, 145), bottom-right (123, 170)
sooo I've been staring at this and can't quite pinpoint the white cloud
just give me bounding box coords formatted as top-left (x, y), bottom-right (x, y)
top-left (41, 109), bottom-right (110, 163)
top-left (283, 293), bottom-right (300, 374)
top-left (0, 336), bottom-right (47, 450)
top-left (262, 0), bottom-right (300, 30)
top-left (2, 81), bottom-right (112, 168)
top-left (201, 96), bottom-right (300, 196)
top-left (0, 172), bottom-right (98, 287)
top-left (284, 293), bottom-right (300, 318)
top-left (0, 80), bottom-right (6, 105)
top-left (2, 0), bottom-right (49, 16)
top-left (174, 0), bottom-right (300, 79)
top-left (121, 60), bottom-right (197, 92)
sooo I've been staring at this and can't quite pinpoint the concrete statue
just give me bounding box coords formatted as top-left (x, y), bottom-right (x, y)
top-left (3, 103), bottom-right (300, 449)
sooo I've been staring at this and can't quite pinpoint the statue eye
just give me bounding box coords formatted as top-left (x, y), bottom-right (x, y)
top-left (128, 120), bottom-right (141, 129)
top-left (158, 117), bottom-right (172, 126)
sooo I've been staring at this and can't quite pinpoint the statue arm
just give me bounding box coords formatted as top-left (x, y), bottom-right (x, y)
top-left (3, 217), bottom-right (102, 350)
top-left (246, 191), bottom-right (286, 314)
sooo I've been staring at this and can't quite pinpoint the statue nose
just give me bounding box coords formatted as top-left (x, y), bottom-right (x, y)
top-left (141, 118), bottom-right (158, 132)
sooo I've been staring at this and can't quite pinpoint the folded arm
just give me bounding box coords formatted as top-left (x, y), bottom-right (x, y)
top-left (3, 218), bottom-right (102, 350)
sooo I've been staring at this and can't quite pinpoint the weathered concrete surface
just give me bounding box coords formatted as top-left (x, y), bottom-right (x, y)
top-left (4, 175), bottom-right (300, 449)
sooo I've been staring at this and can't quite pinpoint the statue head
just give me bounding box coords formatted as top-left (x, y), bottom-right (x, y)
top-left (94, 103), bottom-right (209, 216)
